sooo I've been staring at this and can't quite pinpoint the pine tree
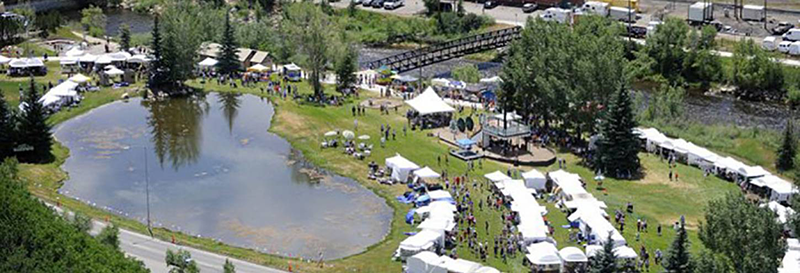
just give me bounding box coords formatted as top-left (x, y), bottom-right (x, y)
top-left (223, 258), bottom-right (236, 273)
top-left (777, 120), bottom-right (796, 172)
top-left (589, 233), bottom-right (618, 273)
top-left (595, 85), bottom-right (640, 178)
top-left (119, 23), bottom-right (131, 53)
top-left (0, 94), bottom-right (14, 159)
top-left (148, 15), bottom-right (169, 89)
top-left (334, 43), bottom-right (358, 95)
top-left (216, 12), bottom-right (240, 77)
top-left (663, 222), bottom-right (693, 273)
top-left (17, 77), bottom-right (52, 163)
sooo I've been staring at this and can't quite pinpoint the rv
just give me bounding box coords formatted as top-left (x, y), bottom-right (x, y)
top-left (581, 1), bottom-right (609, 17)
top-left (687, 2), bottom-right (714, 25)
top-left (609, 6), bottom-right (636, 23)
top-left (742, 5), bottom-right (765, 21)
top-left (762, 36), bottom-right (777, 51)
top-left (540, 8), bottom-right (573, 25)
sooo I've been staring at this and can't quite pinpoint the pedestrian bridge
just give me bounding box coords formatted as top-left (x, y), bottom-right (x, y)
top-left (360, 26), bottom-right (522, 73)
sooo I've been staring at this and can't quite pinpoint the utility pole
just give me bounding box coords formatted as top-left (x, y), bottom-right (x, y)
top-left (764, 0), bottom-right (768, 30)
top-left (144, 147), bottom-right (153, 238)
top-left (627, 0), bottom-right (632, 45)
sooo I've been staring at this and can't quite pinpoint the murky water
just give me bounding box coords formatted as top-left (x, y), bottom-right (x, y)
top-left (55, 93), bottom-right (391, 260)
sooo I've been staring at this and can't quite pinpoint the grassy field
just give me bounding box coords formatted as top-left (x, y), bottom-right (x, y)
top-left (6, 69), bottom-right (746, 272)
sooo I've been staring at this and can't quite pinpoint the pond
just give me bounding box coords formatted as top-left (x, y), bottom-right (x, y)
top-left (55, 93), bottom-right (392, 260)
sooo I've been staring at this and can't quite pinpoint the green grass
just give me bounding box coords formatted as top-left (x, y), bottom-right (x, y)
top-left (7, 71), bottom-right (750, 272)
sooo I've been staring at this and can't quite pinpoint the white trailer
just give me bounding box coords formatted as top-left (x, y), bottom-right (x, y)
top-left (581, 1), bottom-right (609, 17)
top-left (609, 6), bottom-right (636, 23)
top-left (687, 2), bottom-right (714, 24)
top-left (540, 8), bottom-right (573, 25)
top-left (789, 42), bottom-right (800, 56)
top-left (742, 5), bottom-right (765, 21)
top-left (762, 36), bottom-right (778, 51)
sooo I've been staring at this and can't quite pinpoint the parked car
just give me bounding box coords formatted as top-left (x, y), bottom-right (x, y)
top-left (351, 0), bottom-right (362, 4)
top-left (784, 28), bottom-right (800, 42)
top-left (484, 1), bottom-right (499, 9)
top-left (362, 0), bottom-right (374, 7)
top-left (384, 0), bottom-right (404, 9)
top-left (371, 0), bottom-right (385, 8)
top-left (773, 22), bottom-right (794, 35)
top-left (522, 3), bottom-right (538, 13)
top-left (626, 25), bottom-right (647, 39)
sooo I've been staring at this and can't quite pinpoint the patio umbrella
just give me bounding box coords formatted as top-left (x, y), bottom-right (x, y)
top-left (358, 135), bottom-right (371, 140)
top-left (324, 131), bottom-right (338, 137)
top-left (342, 130), bottom-right (355, 140)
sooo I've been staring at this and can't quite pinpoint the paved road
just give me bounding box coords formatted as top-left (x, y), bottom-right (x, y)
top-left (50, 204), bottom-right (288, 273)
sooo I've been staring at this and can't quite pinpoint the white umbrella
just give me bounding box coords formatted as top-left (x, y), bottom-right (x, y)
top-left (104, 66), bottom-right (124, 76)
top-left (342, 130), bottom-right (355, 140)
top-left (324, 131), bottom-right (338, 137)
top-left (198, 57), bottom-right (218, 67)
top-left (69, 73), bottom-right (91, 83)
top-left (247, 64), bottom-right (269, 72)
top-left (127, 54), bottom-right (149, 63)
top-left (358, 135), bottom-right (371, 140)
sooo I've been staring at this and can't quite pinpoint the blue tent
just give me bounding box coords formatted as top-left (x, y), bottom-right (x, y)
top-left (481, 90), bottom-right (496, 102)
top-left (405, 209), bottom-right (416, 224)
top-left (457, 138), bottom-right (476, 149)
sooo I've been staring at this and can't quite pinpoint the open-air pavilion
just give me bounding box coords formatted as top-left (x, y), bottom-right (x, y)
top-left (405, 87), bottom-right (454, 129)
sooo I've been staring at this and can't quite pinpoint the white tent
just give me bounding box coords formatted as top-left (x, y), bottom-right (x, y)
top-left (714, 157), bottom-right (746, 174)
top-left (568, 210), bottom-right (625, 246)
top-left (685, 142), bottom-right (719, 167)
top-left (585, 245), bottom-right (604, 258)
top-left (127, 54), bottom-right (150, 63)
top-left (9, 58), bottom-right (44, 68)
top-left (485, 171), bottom-right (511, 183)
top-left (104, 66), bottom-right (124, 76)
top-left (428, 190), bottom-right (452, 201)
top-left (522, 169), bottom-right (547, 190)
top-left (613, 246), bottom-right (638, 260)
top-left (635, 128), bottom-right (668, 152)
top-left (431, 78), bottom-right (450, 87)
top-left (560, 247), bottom-right (589, 263)
top-left (780, 250), bottom-right (800, 273)
top-left (406, 251), bottom-right (447, 273)
top-left (479, 76), bottom-right (502, 83)
top-left (385, 154), bottom-right (420, 182)
top-left (415, 201), bottom-right (457, 215)
top-left (405, 87), bottom-right (455, 115)
top-left (789, 239), bottom-right (800, 251)
top-left (493, 112), bottom-right (522, 121)
top-left (550, 170), bottom-right (587, 200)
top-left (198, 57), bottom-right (218, 67)
top-left (398, 229), bottom-right (444, 258)
top-left (413, 167), bottom-right (441, 179)
top-left (751, 175), bottom-right (797, 202)
top-left (59, 56), bottom-right (78, 65)
top-left (417, 217), bottom-right (456, 232)
top-left (473, 266), bottom-right (500, 273)
top-left (439, 257), bottom-right (482, 273)
top-left (69, 73), bottom-right (91, 84)
top-left (78, 53), bottom-right (97, 63)
top-left (107, 52), bottom-right (132, 62)
top-left (283, 63), bottom-right (302, 71)
top-left (737, 165), bottom-right (770, 180)
top-left (95, 54), bottom-right (113, 64)
top-left (526, 242), bottom-right (562, 270)
top-left (763, 201), bottom-right (795, 224)
top-left (0, 55), bottom-right (10, 64)
top-left (65, 47), bottom-right (84, 57)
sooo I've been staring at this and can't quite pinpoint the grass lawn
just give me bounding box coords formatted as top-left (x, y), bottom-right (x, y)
top-left (8, 73), bottom-right (747, 273)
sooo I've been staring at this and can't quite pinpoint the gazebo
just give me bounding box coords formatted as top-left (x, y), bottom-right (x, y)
top-left (479, 111), bottom-right (531, 159)
top-left (405, 87), bottom-right (455, 129)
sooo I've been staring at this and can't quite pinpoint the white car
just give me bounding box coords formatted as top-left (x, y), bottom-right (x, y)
top-left (384, 0), bottom-right (404, 9)
top-left (778, 41), bottom-right (792, 53)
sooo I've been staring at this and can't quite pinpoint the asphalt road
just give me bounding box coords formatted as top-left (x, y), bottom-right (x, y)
top-left (50, 204), bottom-right (288, 273)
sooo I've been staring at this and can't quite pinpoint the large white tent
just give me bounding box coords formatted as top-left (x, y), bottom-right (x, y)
top-left (549, 170), bottom-right (587, 200)
top-left (417, 217), bottom-right (456, 233)
top-left (95, 54), bottom-right (113, 65)
top-left (413, 166), bottom-right (441, 179)
top-left (0, 55), bottom-right (11, 64)
top-left (714, 157), bottom-right (746, 175)
top-left (428, 190), bottom-right (452, 202)
top-left (635, 128), bottom-right (668, 152)
top-left (9, 58), bottom-right (44, 68)
top-left (737, 165), bottom-right (770, 180)
top-left (39, 81), bottom-right (79, 108)
top-left (780, 250), bottom-right (800, 273)
top-left (522, 169), bottom-right (547, 190)
top-left (438, 257), bottom-right (482, 273)
top-left (751, 175), bottom-right (797, 202)
top-left (405, 87), bottom-right (455, 115)
top-left (65, 47), bottom-right (84, 57)
top-left (485, 171), bottom-right (511, 184)
top-left (568, 209), bottom-right (625, 246)
top-left (406, 251), bottom-right (447, 273)
top-left (763, 201), bottom-right (796, 224)
top-left (385, 154), bottom-right (420, 182)
top-left (415, 201), bottom-right (457, 216)
top-left (560, 247), bottom-right (589, 263)
top-left (78, 53), bottom-right (97, 63)
top-left (613, 246), bottom-right (638, 260)
top-left (526, 242), bottom-right (562, 271)
top-left (198, 57), bottom-right (218, 68)
top-left (685, 142), bottom-right (719, 167)
top-left (127, 54), bottom-right (150, 63)
top-left (59, 56), bottom-right (78, 65)
top-left (397, 229), bottom-right (444, 258)
top-left (585, 245), bottom-right (604, 258)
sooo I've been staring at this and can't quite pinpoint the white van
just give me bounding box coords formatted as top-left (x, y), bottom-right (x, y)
top-left (783, 28), bottom-right (800, 42)
top-left (609, 7), bottom-right (637, 23)
top-left (779, 41), bottom-right (793, 53)
top-left (790, 42), bottom-right (800, 56)
top-left (384, 0), bottom-right (403, 9)
top-left (762, 36), bottom-right (778, 51)
top-left (581, 1), bottom-right (609, 17)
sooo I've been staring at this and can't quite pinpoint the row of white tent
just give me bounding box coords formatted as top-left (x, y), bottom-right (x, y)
top-left (780, 239), bottom-right (800, 273)
top-left (385, 153), bottom-right (443, 183)
top-left (487, 170), bottom-right (551, 246)
top-left (407, 251), bottom-right (499, 273)
top-left (59, 50), bottom-right (150, 66)
top-left (635, 127), bottom-right (797, 202)
top-left (27, 74), bottom-right (92, 110)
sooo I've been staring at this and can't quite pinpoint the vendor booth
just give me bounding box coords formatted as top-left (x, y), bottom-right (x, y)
top-left (59, 56), bottom-right (80, 74)
top-left (406, 251), bottom-right (447, 273)
top-left (522, 169), bottom-right (547, 191)
top-left (559, 247), bottom-right (588, 273)
top-left (8, 58), bottom-right (46, 76)
top-left (526, 242), bottom-right (562, 273)
top-left (282, 63), bottom-right (302, 81)
top-left (404, 87), bottom-right (455, 129)
top-left (413, 166), bottom-right (441, 182)
top-left (385, 154), bottom-right (420, 183)
top-left (750, 175), bottom-right (797, 202)
top-left (396, 229), bottom-right (444, 259)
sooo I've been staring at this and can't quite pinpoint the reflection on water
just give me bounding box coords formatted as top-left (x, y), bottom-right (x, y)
top-left (55, 93), bottom-right (391, 260)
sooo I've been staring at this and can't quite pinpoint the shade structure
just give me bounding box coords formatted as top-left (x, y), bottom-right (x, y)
top-left (406, 251), bottom-right (447, 273)
top-left (397, 229), bottom-right (444, 258)
top-left (78, 53), bottom-right (97, 63)
top-left (126, 54), bottom-right (150, 63)
top-left (69, 73), bottom-right (91, 83)
top-left (65, 46), bottom-right (84, 57)
top-left (59, 56), bottom-right (78, 65)
top-left (522, 169), bottom-right (547, 190)
top-left (9, 58), bottom-right (44, 68)
top-left (440, 257), bottom-right (482, 273)
top-left (431, 78), bottom-right (450, 86)
top-left (751, 175), bottom-right (797, 202)
top-left (559, 247), bottom-right (589, 263)
top-left (585, 245), bottom-right (603, 258)
top-left (385, 154), bottom-right (420, 182)
top-left (104, 66), bottom-right (124, 76)
top-left (247, 64), bottom-right (269, 72)
top-left (283, 63), bottom-right (302, 71)
top-left (0, 55), bottom-right (11, 64)
top-left (405, 87), bottom-right (455, 115)
top-left (526, 242), bottom-right (562, 269)
top-left (95, 54), bottom-right (113, 64)
top-left (417, 217), bottom-right (455, 232)
top-left (413, 166), bottom-right (440, 179)
top-left (764, 201), bottom-right (796, 224)
top-left (198, 57), bottom-right (218, 67)
top-left (613, 246), bottom-right (638, 259)
top-left (484, 171), bottom-right (511, 183)
top-left (342, 130), bottom-right (355, 140)
top-left (106, 52), bottom-right (132, 62)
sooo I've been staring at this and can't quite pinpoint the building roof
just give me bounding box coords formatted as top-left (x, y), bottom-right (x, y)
top-left (251, 50), bottom-right (270, 64)
top-left (198, 42), bottom-right (254, 63)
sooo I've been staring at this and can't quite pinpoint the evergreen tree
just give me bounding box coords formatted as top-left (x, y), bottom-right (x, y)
top-left (0, 94), bottom-right (14, 159)
top-left (148, 15), bottom-right (170, 89)
top-left (589, 233), bottom-right (617, 273)
top-left (692, 250), bottom-right (732, 273)
top-left (334, 42), bottom-right (358, 95)
top-left (17, 77), bottom-right (52, 163)
top-left (777, 120), bottom-right (796, 172)
top-left (97, 224), bottom-right (120, 250)
top-left (166, 249), bottom-right (199, 273)
top-left (216, 12), bottom-right (240, 77)
top-left (663, 221), bottom-right (693, 273)
top-left (119, 23), bottom-right (131, 52)
top-left (223, 258), bottom-right (235, 273)
top-left (595, 85), bottom-right (640, 178)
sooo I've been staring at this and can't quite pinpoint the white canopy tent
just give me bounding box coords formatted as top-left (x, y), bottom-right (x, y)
top-left (126, 54), bottom-right (150, 63)
top-left (685, 142), bottom-right (719, 167)
top-left (385, 154), bottom-right (420, 182)
top-left (485, 171), bottom-right (511, 183)
top-left (479, 76), bottom-right (502, 83)
top-left (417, 217), bottom-right (456, 233)
top-left (585, 245), bottom-right (604, 258)
top-left (763, 201), bottom-right (795, 224)
top-left (406, 251), bottom-right (447, 273)
top-left (413, 167), bottom-right (441, 179)
top-left (431, 78), bottom-right (450, 87)
top-left (549, 170), bottom-right (587, 200)
top-left (198, 57), bottom-right (218, 68)
top-left (65, 47), bottom-right (84, 57)
top-left (104, 66), bottom-right (124, 76)
top-left (59, 56), bottom-right (78, 65)
top-left (714, 157), bottom-right (746, 175)
top-left (560, 247), bottom-right (589, 263)
top-left (283, 63), bottom-right (302, 71)
top-left (522, 169), bottom-right (547, 190)
top-left (780, 250), bottom-right (800, 273)
top-left (526, 242), bottom-right (562, 271)
top-left (790, 239), bottom-right (800, 251)
top-left (635, 128), bottom-right (668, 152)
top-left (568, 210), bottom-right (625, 246)
top-left (439, 257), bottom-right (482, 273)
top-left (737, 165), bottom-right (770, 180)
top-left (69, 73), bottom-right (91, 84)
top-left (751, 175), bottom-right (797, 202)
top-left (405, 87), bottom-right (455, 115)
top-left (473, 266), bottom-right (500, 273)
top-left (427, 190), bottom-right (452, 202)
top-left (415, 201), bottom-right (457, 215)
top-left (613, 246), bottom-right (638, 260)
top-left (39, 81), bottom-right (79, 108)
top-left (78, 53), bottom-right (97, 63)
top-left (397, 229), bottom-right (444, 258)
top-left (9, 58), bottom-right (44, 68)
top-left (107, 52), bottom-right (132, 62)
top-left (0, 55), bottom-right (11, 64)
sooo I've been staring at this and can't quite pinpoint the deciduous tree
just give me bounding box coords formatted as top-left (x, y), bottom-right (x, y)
top-left (166, 249), bottom-right (200, 273)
